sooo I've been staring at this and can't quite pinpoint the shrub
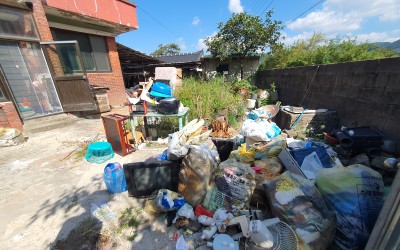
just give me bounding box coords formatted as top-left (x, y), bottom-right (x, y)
top-left (175, 77), bottom-right (245, 127)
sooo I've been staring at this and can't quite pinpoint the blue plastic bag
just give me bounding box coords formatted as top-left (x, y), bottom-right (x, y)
top-left (103, 163), bottom-right (127, 193)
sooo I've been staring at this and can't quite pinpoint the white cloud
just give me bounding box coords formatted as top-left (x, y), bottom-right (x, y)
top-left (287, 0), bottom-right (400, 35)
top-left (283, 32), bottom-right (315, 45)
top-left (177, 37), bottom-right (186, 50)
top-left (196, 38), bottom-right (207, 51)
top-left (354, 31), bottom-right (400, 43)
top-left (229, 0), bottom-right (243, 14)
top-left (288, 9), bottom-right (361, 33)
top-left (196, 32), bottom-right (217, 51)
top-left (327, 0), bottom-right (400, 21)
top-left (192, 16), bottom-right (200, 25)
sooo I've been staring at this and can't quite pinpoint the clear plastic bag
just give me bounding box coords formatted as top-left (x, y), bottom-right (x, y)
top-left (316, 164), bottom-right (384, 250)
top-left (264, 172), bottom-right (335, 250)
top-left (178, 145), bottom-right (220, 207)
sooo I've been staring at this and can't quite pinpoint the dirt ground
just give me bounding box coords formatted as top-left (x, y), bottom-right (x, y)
top-left (0, 114), bottom-right (208, 249)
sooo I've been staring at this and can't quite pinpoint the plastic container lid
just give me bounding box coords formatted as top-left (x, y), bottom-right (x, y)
top-left (151, 82), bottom-right (171, 95)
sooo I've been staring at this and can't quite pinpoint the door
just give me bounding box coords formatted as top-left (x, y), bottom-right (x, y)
top-left (0, 41), bottom-right (63, 120)
top-left (41, 41), bottom-right (97, 112)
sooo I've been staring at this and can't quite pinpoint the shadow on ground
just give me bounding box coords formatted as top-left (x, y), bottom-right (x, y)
top-left (27, 175), bottom-right (114, 249)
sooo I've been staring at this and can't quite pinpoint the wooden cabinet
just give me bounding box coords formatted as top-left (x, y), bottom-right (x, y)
top-left (101, 114), bottom-right (135, 156)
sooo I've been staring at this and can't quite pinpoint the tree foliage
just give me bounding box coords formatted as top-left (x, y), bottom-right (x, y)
top-left (205, 10), bottom-right (283, 79)
top-left (260, 33), bottom-right (399, 69)
top-left (150, 43), bottom-right (180, 56)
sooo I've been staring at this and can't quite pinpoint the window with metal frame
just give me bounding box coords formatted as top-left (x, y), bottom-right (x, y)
top-left (0, 5), bottom-right (39, 41)
top-left (51, 29), bottom-right (111, 72)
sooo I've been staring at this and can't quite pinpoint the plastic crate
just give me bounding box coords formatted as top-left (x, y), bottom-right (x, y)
top-left (344, 126), bottom-right (383, 148)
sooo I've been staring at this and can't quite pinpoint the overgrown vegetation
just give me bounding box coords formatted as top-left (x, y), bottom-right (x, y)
top-left (206, 10), bottom-right (282, 79)
top-left (150, 43), bottom-right (180, 56)
top-left (175, 77), bottom-right (246, 127)
top-left (260, 33), bottom-right (399, 70)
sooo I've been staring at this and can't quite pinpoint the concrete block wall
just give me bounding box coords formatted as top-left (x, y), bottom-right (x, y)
top-left (256, 57), bottom-right (400, 140)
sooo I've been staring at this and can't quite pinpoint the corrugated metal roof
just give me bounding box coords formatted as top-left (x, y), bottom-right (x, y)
top-left (155, 50), bottom-right (204, 64)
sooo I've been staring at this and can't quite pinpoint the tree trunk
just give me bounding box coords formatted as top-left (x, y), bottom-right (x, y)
top-left (240, 59), bottom-right (244, 80)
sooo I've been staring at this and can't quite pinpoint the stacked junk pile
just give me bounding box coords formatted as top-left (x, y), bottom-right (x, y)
top-left (104, 102), bottom-right (397, 250)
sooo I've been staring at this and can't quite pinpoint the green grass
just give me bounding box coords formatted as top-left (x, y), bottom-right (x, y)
top-left (175, 77), bottom-right (246, 128)
top-left (117, 207), bottom-right (142, 241)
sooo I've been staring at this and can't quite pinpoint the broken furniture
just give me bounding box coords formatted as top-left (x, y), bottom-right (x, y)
top-left (91, 86), bottom-right (111, 113)
top-left (102, 114), bottom-right (135, 156)
top-left (129, 107), bottom-right (189, 143)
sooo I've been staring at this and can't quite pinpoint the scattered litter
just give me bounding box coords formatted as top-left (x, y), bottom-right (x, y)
top-left (12, 231), bottom-right (28, 242)
top-left (248, 220), bottom-right (274, 249)
top-left (201, 225), bottom-right (218, 240)
top-left (176, 235), bottom-right (189, 250)
top-left (145, 189), bottom-right (186, 215)
top-left (211, 234), bottom-right (238, 250)
top-left (194, 204), bottom-right (213, 218)
top-left (0, 128), bottom-right (25, 147)
top-left (90, 202), bottom-right (116, 225)
top-left (172, 203), bottom-right (194, 225)
top-left (264, 172), bottom-right (335, 250)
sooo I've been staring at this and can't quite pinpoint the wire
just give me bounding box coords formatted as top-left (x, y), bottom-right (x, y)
top-left (253, 0), bottom-right (268, 16)
top-left (286, 0), bottom-right (325, 26)
top-left (258, 0), bottom-right (275, 16)
top-left (252, 0), bottom-right (265, 14)
top-left (137, 6), bottom-right (181, 38)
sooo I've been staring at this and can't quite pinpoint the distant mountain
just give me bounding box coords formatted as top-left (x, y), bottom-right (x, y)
top-left (372, 39), bottom-right (400, 53)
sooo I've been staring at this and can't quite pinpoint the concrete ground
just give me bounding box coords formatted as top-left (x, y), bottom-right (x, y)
top-left (0, 114), bottom-right (207, 249)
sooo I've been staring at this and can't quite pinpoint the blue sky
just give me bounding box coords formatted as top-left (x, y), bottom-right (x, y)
top-left (116, 0), bottom-right (400, 55)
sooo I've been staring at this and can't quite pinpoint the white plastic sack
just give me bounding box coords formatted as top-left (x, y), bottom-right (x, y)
top-left (176, 235), bottom-right (189, 250)
top-left (240, 119), bottom-right (281, 142)
top-left (172, 203), bottom-right (195, 223)
top-left (249, 220), bottom-right (274, 249)
top-left (301, 152), bottom-right (324, 180)
top-left (198, 215), bottom-right (216, 226)
top-left (168, 132), bottom-right (189, 159)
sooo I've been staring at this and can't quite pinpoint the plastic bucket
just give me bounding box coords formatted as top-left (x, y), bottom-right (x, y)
top-left (247, 99), bottom-right (256, 109)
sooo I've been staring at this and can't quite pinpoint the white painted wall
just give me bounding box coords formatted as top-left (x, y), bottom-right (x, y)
top-left (202, 58), bottom-right (260, 80)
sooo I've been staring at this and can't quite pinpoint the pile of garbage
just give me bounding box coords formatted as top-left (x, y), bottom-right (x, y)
top-left (104, 104), bottom-right (393, 250)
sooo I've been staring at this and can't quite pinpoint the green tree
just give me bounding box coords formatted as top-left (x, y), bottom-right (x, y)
top-left (150, 43), bottom-right (180, 56)
top-left (205, 10), bottom-right (283, 79)
top-left (260, 33), bottom-right (399, 69)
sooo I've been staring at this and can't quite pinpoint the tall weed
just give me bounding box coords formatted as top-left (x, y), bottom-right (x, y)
top-left (176, 77), bottom-right (245, 127)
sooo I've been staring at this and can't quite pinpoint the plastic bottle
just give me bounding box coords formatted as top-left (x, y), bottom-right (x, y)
top-left (103, 163), bottom-right (127, 193)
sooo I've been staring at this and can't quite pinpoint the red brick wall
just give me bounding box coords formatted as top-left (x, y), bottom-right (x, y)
top-left (32, 0), bottom-right (54, 41)
top-left (87, 37), bottom-right (126, 106)
top-left (0, 102), bottom-right (23, 131)
top-left (32, 0), bottom-right (126, 106)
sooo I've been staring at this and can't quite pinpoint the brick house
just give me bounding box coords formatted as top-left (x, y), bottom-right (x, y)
top-left (0, 0), bottom-right (138, 131)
